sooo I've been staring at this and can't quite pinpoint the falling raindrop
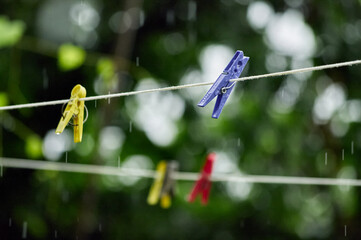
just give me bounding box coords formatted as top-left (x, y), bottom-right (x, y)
top-left (325, 152), bottom-right (327, 165)
top-left (139, 10), bottom-right (145, 27)
top-left (9, 218), bottom-right (12, 227)
top-left (22, 221), bottom-right (27, 239)
top-left (351, 141), bottom-right (354, 154)
top-left (166, 10), bottom-right (175, 25)
top-left (342, 149), bottom-right (345, 160)
top-left (187, 1), bottom-right (197, 21)
top-left (136, 57), bottom-right (139, 66)
top-left (65, 152), bottom-right (68, 163)
top-left (108, 91), bottom-right (111, 104)
top-left (55, 230), bottom-right (58, 238)
top-left (95, 100), bottom-right (97, 108)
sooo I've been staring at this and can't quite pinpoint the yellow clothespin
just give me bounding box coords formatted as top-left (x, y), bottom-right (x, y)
top-left (55, 84), bottom-right (86, 143)
top-left (147, 161), bottom-right (167, 206)
top-left (159, 161), bottom-right (178, 209)
top-left (147, 161), bottom-right (178, 209)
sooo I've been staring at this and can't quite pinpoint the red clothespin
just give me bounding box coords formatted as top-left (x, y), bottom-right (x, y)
top-left (188, 153), bottom-right (216, 205)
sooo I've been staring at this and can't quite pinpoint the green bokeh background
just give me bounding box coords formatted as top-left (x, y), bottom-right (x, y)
top-left (1, 0), bottom-right (361, 239)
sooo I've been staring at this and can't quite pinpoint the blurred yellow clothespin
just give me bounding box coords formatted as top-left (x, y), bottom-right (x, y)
top-left (147, 161), bottom-right (167, 206)
top-left (55, 84), bottom-right (87, 143)
top-left (159, 161), bottom-right (178, 208)
top-left (147, 161), bottom-right (178, 209)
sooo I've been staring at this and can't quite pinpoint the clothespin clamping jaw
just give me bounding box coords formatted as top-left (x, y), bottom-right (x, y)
top-left (147, 161), bottom-right (179, 209)
top-left (188, 153), bottom-right (216, 205)
top-left (55, 84), bottom-right (87, 143)
top-left (198, 50), bottom-right (249, 119)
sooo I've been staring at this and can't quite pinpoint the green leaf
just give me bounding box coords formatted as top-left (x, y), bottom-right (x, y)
top-left (57, 43), bottom-right (86, 71)
top-left (0, 92), bottom-right (9, 106)
top-left (0, 16), bottom-right (25, 48)
top-left (97, 58), bottom-right (115, 83)
top-left (25, 135), bottom-right (42, 158)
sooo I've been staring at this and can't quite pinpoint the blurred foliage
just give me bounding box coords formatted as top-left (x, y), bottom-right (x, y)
top-left (25, 135), bottom-right (43, 159)
top-left (1, 0), bottom-right (361, 240)
top-left (97, 58), bottom-right (116, 84)
top-left (0, 16), bottom-right (25, 48)
top-left (0, 92), bottom-right (9, 106)
top-left (57, 44), bottom-right (86, 71)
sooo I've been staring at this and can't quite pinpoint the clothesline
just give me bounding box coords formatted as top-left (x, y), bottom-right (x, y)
top-left (0, 59), bottom-right (360, 111)
top-left (1, 157), bottom-right (361, 186)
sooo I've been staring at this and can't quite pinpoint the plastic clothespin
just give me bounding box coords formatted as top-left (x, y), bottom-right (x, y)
top-left (159, 161), bottom-right (179, 208)
top-left (147, 161), bottom-right (167, 206)
top-left (198, 50), bottom-right (249, 119)
top-left (55, 84), bottom-right (86, 143)
top-left (147, 161), bottom-right (179, 208)
top-left (188, 153), bottom-right (216, 205)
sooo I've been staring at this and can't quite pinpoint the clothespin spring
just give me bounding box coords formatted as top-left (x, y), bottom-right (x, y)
top-left (221, 81), bottom-right (236, 94)
top-left (61, 101), bottom-right (89, 126)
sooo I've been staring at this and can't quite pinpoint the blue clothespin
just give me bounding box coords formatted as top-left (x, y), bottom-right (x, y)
top-left (198, 50), bottom-right (249, 118)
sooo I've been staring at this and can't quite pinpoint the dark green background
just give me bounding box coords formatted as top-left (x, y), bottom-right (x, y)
top-left (1, 0), bottom-right (361, 239)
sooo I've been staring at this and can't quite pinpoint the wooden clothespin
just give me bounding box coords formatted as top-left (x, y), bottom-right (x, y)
top-left (147, 161), bottom-right (178, 208)
top-left (55, 84), bottom-right (86, 143)
top-left (188, 153), bottom-right (216, 205)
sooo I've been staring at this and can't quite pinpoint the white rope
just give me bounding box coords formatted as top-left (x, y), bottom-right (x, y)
top-left (1, 157), bottom-right (360, 187)
top-left (0, 60), bottom-right (360, 111)
top-left (230, 59), bottom-right (361, 83)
